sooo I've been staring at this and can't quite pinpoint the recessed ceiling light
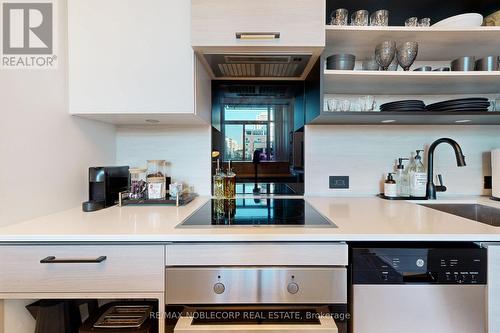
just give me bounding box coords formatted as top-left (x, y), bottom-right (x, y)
top-left (381, 119), bottom-right (396, 123)
top-left (455, 120), bottom-right (471, 123)
top-left (145, 119), bottom-right (160, 124)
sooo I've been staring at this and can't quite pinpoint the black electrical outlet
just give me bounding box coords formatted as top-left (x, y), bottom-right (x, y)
top-left (330, 176), bottom-right (349, 189)
top-left (485, 176), bottom-right (492, 190)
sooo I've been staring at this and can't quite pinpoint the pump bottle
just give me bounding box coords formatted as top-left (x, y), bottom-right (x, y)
top-left (396, 158), bottom-right (410, 197)
top-left (409, 150), bottom-right (427, 197)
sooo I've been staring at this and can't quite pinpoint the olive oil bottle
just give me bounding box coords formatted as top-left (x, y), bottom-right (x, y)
top-left (213, 159), bottom-right (225, 198)
top-left (224, 160), bottom-right (236, 199)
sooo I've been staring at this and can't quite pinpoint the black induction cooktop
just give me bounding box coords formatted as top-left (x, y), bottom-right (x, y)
top-left (178, 198), bottom-right (336, 227)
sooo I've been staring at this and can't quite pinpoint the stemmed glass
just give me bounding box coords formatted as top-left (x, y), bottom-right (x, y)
top-left (396, 42), bottom-right (419, 71)
top-left (375, 41), bottom-right (396, 71)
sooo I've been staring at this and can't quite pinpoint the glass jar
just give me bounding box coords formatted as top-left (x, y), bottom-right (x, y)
top-left (147, 160), bottom-right (167, 198)
top-left (147, 177), bottom-right (165, 200)
top-left (129, 168), bottom-right (147, 199)
top-left (147, 160), bottom-right (166, 178)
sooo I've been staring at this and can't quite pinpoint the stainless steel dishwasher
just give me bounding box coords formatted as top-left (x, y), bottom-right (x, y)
top-left (351, 244), bottom-right (487, 333)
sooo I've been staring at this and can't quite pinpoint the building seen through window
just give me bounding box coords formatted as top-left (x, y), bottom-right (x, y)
top-left (212, 82), bottom-right (305, 195)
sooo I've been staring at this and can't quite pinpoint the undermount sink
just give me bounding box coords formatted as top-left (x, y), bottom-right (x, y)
top-left (420, 203), bottom-right (500, 227)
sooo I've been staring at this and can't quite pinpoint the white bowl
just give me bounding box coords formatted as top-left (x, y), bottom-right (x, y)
top-left (432, 13), bottom-right (483, 27)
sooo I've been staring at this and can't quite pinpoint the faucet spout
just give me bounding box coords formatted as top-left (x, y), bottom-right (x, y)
top-left (426, 138), bottom-right (466, 200)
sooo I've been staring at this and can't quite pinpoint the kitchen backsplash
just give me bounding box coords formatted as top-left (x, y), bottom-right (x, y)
top-left (305, 125), bottom-right (500, 196)
top-left (116, 125), bottom-right (212, 195)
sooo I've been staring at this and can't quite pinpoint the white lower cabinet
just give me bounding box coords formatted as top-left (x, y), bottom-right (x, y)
top-left (0, 245), bottom-right (164, 293)
top-left (487, 244), bottom-right (500, 333)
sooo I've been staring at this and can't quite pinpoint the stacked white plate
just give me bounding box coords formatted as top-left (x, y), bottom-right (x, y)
top-left (432, 13), bottom-right (483, 27)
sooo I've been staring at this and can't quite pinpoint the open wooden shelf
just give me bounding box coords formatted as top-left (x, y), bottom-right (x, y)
top-left (323, 70), bottom-right (500, 94)
top-left (319, 25), bottom-right (500, 125)
top-left (325, 26), bottom-right (500, 61)
top-left (310, 111), bottom-right (500, 125)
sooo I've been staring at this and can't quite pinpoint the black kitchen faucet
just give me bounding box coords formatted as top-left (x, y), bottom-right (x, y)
top-left (426, 138), bottom-right (467, 200)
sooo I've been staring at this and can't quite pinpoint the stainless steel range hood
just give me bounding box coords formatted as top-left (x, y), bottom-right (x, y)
top-left (203, 53), bottom-right (312, 79)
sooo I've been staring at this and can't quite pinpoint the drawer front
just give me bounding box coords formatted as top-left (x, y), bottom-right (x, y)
top-left (192, 0), bottom-right (325, 47)
top-left (166, 243), bottom-right (348, 266)
top-left (0, 245), bottom-right (164, 293)
top-left (166, 267), bottom-right (347, 304)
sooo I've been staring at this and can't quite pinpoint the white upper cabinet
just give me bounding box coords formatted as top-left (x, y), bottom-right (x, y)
top-left (192, 0), bottom-right (325, 48)
top-left (68, 0), bottom-right (210, 124)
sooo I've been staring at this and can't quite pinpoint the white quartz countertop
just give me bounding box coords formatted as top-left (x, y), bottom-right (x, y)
top-left (1, 196), bottom-right (500, 242)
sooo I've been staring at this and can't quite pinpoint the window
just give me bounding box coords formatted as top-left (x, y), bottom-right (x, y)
top-left (224, 124), bottom-right (244, 161)
top-left (224, 106), bottom-right (268, 121)
top-left (223, 106), bottom-right (275, 162)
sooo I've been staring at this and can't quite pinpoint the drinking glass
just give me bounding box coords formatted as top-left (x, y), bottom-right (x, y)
top-left (341, 100), bottom-right (351, 112)
top-left (405, 17), bottom-right (418, 27)
top-left (330, 8), bottom-right (349, 25)
top-left (351, 10), bottom-right (369, 26)
top-left (370, 10), bottom-right (389, 26)
top-left (418, 18), bottom-right (431, 27)
top-left (327, 98), bottom-right (339, 112)
top-left (396, 41), bottom-right (419, 71)
top-left (493, 97), bottom-right (500, 112)
top-left (375, 41), bottom-right (396, 70)
top-left (364, 95), bottom-right (376, 111)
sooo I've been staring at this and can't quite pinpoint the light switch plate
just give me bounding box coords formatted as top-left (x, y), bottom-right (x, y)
top-left (330, 176), bottom-right (349, 189)
top-left (485, 176), bottom-right (492, 189)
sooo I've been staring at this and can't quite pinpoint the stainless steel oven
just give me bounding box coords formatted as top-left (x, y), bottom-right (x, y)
top-left (165, 266), bottom-right (347, 332)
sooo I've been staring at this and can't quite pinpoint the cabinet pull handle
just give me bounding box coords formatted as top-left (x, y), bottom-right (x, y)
top-left (236, 32), bottom-right (280, 40)
top-left (40, 256), bottom-right (107, 264)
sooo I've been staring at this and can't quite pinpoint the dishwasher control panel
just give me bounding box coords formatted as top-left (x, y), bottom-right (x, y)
top-left (352, 246), bottom-right (487, 285)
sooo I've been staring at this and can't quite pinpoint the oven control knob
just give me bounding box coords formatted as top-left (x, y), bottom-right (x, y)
top-left (287, 282), bottom-right (299, 294)
top-left (213, 282), bottom-right (225, 294)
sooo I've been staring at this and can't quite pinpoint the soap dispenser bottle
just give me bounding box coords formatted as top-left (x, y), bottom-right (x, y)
top-left (409, 150), bottom-right (427, 197)
top-left (384, 173), bottom-right (398, 198)
top-left (396, 158), bottom-right (410, 197)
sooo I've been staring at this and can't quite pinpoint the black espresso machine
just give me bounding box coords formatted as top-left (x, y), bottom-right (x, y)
top-left (82, 166), bottom-right (129, 212)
